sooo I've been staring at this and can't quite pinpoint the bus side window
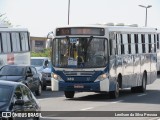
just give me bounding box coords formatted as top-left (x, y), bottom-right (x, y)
top-left (131, 34), bottom-right (135, 54)
top-left (151, 34), bottom-right (155, 52)
top-left (157, 34), bottom-right (159, 49)
top-left (109, 32), bottom-right (116, 55)
top-left (0, 33), bottom-right (2, 53)
top-left (138, 34), bottom-right (142, 54)
top-left (127, 34), bottom-right (131, 54)
top-left (1, 33), bottom-right (11, 53)
top-left (11, 33), bottom-right (21, 52)
top-left (120, 34), bottom-right (124, 54)
top-left (134, 34), bottom-right (138, 54)
top-left (122, 34), bottom-right (128, 54)
top-left (148, 34), bottom-right (152, 53)
top-left (116, 34), bottom-right (121, 55)
top-left (159, 34), bottom-right (160, 49)
top-left (154, 34), bottom-right (156, 52)
top-left (141, 34), bottom-right (145, 53)
top-left (20, 32), bottom-right (29, 52)
top-left (145, 34), bottom-right (149, 53)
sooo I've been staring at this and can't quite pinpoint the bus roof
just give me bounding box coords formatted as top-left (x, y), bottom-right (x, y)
top-left (55, 24), bottom-right (157, 34)
top-left (156, 29), bottom-right (160, 33)
top-left (0, 26), bottom-right (28, 32)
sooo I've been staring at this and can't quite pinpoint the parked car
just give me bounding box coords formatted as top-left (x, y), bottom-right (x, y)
top-left (0, 65), bottom-right (42, 96)
top-left (0, 80), bottom-right (41, 120)
top-left (41, 61), bottom-right (51, 90)
top-left (31, 57), bottom-right (50, 73)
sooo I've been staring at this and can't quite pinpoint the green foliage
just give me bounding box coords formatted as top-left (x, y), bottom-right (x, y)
top-left (31, 48), bottom-right (51, 58)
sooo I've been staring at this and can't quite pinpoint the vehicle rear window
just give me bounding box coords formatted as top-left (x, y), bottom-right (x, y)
top-left (0, 66), bottom-right (25, 76)
top-left (31, 59), bottom-right (44, 67)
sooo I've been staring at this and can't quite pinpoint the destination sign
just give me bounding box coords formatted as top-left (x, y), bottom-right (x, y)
top-left (56, 27), bottom-right (104, 36)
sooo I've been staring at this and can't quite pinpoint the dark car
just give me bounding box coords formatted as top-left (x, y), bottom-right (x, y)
top-left (0, 81), bottom-right (41, 120)
top-left (0, 65), bottom-right (42, 96)
top-left (41, 61), bottom-right (51, 90)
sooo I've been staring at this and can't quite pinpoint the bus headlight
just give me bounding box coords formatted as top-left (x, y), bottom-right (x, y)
top-left (51, 73), bottom-right (63, 81)
top-left (95, 73), bottom-right (109, 82)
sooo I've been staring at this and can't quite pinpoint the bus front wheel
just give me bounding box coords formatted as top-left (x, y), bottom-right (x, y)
top-left (109, 81), bottom-right (119, 99)
top-left (64, 91), bottom-right (75, 98)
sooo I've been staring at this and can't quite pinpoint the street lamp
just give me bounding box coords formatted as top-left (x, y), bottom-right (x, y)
top-left (139, 5), bottom-right (152, 27)
top-left (68, 0), bottom-right (70, 25)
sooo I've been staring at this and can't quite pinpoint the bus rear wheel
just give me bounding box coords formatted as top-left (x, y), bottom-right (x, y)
top-left (139, 74), bottom-right (147, 92)
top-left (109, 81), bottom-right (119, 99)
top-left (131, 74), bottom-right (147, 93)
top-left (64, 91), bottom-right (75, 98)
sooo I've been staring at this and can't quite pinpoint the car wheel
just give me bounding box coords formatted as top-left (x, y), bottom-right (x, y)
top-left (64, 91), bottom-right (75, 98)
top-left (35, 83), bottom-right (42, 96)
top-left (42, 85), bottom-right (47, 90)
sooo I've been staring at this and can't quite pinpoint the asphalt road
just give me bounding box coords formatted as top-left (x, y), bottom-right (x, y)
top-left (37, 74), bottom-right (160, 120)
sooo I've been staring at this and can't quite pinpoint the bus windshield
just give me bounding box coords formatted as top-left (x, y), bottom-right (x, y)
top-left (52, 37), bottom-right (108, 68)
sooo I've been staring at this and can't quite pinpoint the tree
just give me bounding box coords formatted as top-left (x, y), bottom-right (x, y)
top-left (31, 48), bottom-right (51, 58)
top-left (0, 13), bottom-right (12, 26)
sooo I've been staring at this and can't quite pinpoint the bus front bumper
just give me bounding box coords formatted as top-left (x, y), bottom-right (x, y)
top-left (51, 78), bottom-right (109, 92)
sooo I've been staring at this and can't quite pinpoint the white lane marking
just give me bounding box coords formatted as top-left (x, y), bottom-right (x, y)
top-left (37, 97), bottom-right (56, 101)
top-left (38, 99), bottom-right (43, 101)
top-left (111, 100), bottom-right (124, 104)
top-left (81, 107), bottom-right (94, 111)
top-left (137, 93), bottom-right (147, 97)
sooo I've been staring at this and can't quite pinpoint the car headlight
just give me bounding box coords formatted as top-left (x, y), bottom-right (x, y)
top-left (51, 73), bottom-right (63, 81)
top-left (95, 73), bottom-right (109, 82)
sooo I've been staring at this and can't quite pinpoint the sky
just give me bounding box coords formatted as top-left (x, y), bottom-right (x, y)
top-left (0, 0), bottom-right (160, 37)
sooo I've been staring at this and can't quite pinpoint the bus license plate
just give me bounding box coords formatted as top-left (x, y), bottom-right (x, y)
top-left (74, 85), bottom-right (84, 88)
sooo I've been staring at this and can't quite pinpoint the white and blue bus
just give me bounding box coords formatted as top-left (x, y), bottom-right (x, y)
top-left (51, 25), bottom-right (157, 99)
top-left (0, 24), bottom-right (30, 67)
top-left (156, 30), bottom-right (160, 72)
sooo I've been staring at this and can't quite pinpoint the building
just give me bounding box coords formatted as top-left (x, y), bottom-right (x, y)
top-left (30, 36), bottom-right (51, 52)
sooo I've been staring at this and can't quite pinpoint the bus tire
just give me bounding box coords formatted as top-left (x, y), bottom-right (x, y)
top-left (64, 91), bottom-right (75, 98)
top-left (109, 81), bottom-right (119, 99)
top-left (131, 87), bottom-right (137, 93)
top-left (139, 74), bottom-right (147, 92)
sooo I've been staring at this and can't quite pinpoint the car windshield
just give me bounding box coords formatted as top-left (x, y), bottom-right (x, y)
top-left (0, 66), bottom-right (25, 76)
top-left (0, 85), bottom-right (13, 102)
top-left (52, 37), bottom-right (108, 68)
top-left (31, 59), bottom-right (44, 67)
